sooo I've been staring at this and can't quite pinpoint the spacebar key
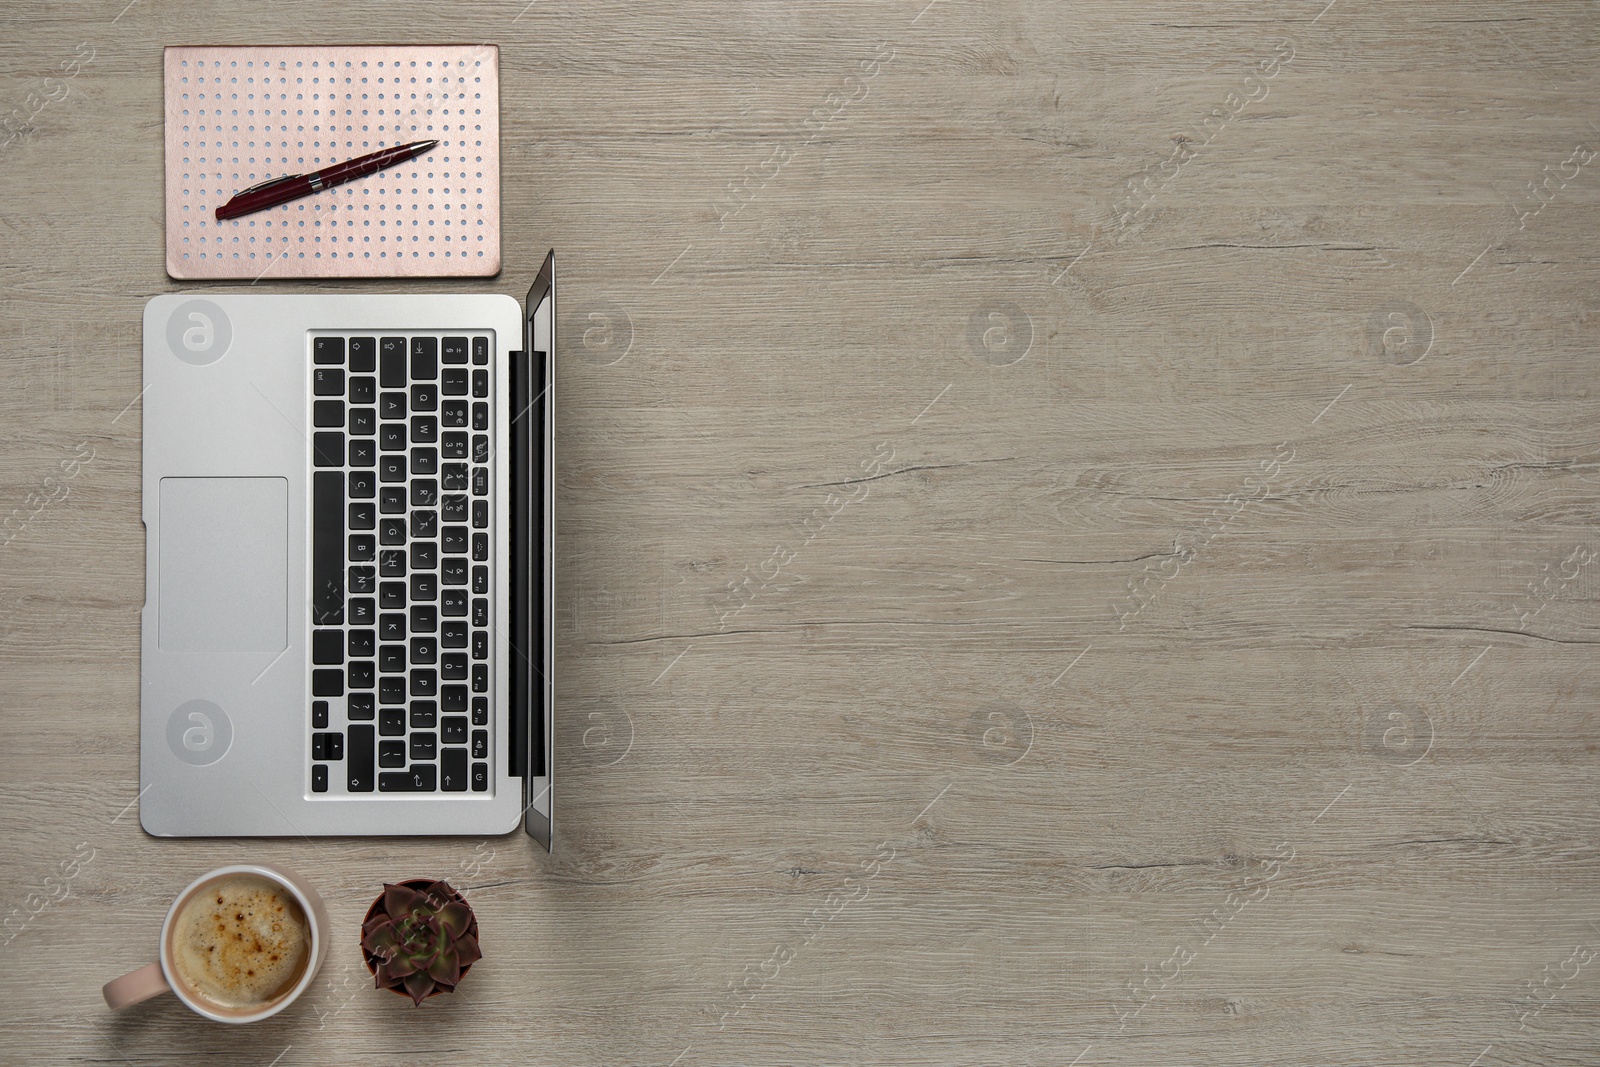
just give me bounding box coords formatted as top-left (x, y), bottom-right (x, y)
top-left (313, 470), bottom-right (345, 624)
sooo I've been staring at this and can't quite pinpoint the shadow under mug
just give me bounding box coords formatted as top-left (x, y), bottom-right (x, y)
top-left (102, 863), bottom-right (329, 1023)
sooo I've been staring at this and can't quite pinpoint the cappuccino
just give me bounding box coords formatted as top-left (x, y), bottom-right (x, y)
top-left (169, 872), bottom-right (309, 1013)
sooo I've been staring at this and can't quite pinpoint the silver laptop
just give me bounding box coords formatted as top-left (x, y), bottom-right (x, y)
top-left (138, 253), bottom-right (554, 844)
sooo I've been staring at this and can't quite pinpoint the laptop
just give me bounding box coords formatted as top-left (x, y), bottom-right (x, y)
top-left (138, 252), bottom-right (555, 845)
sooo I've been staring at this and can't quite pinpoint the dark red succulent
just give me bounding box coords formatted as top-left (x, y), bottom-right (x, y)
top-left (360, 880), bottom-right (481, 1005)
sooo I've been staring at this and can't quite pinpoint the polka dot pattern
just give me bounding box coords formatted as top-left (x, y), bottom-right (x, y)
top-left (164, 45), bottom-right (501, 279)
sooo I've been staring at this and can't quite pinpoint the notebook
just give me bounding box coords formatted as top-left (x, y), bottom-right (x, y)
top-left (163, 44), bottom-right (501, 280)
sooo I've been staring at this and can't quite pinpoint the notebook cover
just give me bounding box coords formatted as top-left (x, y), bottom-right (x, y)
top-left (164, 44), bottom-right (501, 279)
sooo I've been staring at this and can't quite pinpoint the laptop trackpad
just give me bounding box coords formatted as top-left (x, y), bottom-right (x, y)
top-left (159, 477), bottom-right (289, 653)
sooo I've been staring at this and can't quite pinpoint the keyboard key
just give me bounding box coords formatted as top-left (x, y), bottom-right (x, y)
top-left (380, 487), bottom-right (407, 514)
top-left (442, 558), bottom-right (468, 586)
top-left (349, 502), bottom-right (376, 530)
top-left (473, 533), bottom-right (489, 562)
top-left (411, 605), bottom-right (437, 633)
top-left (380, 391), bottom-right (407, 419)
top-left (412, 383), bottom-right (438, 412)
top-left (379, 643), bottom-right (406, 673)
top-left (473, 402), bottom-right (489, 430)
top-left (472, 598), bottom-right (489, 628)
top-left (442, 590), bottom-right (469, 617)
top-left (410, 572), bottom-right (438, 601)
top-left (313, 431), bottom-right (343, 467)
top-left (380, 580), bottom-right (406, 610)
top-left (442, 432), bottom-right (468, 459)
top-left (441, 716), bottom-right (469, 745)
top-left (313, 474), bottom-right (344, 623)
top-left (472, 434), bottom-right (489, 463)
top-left (473, 500), bottom-right (488, 529)
top-left (312, 629), bottom-right (344, 664)
top-left (379, 518), bottom-right (406, 545)
top-left (314, 337), bottom-right (344, 364)
top-left (442, 527), bottom-right (468, 554)
top-left (411, 510), bottom-right (438, 539)
top-left (442, 368), bottom-right (468, 396)
top-left (472, 336), bottom-right (489, 364)
top-left (472, 730), bottom-right (488, 759)
top-left (379, 740), bottom-right (406, 768)
top-left (379, 549), bottom-right (406, 577)
top-left (411, 447), bottom-right (438, 475)
top-left (349, 376), bottom-right (376, 405)
top-left (442, 464), bottom-right (468, 491)
top-left (442, 401), bottom-right (468, 428)
top-left (472, 467), bottom-right (488, 497)
top-left (472, 662), bottom-right (488, 693)
top-left (348, 693), bottom-right (375, 720)
top-left (380, 424), bottom-right (407, 451)
top-left (349, 629), bottom-right (376, 657)
top-left (312, 668), bottom-right (343, 697)
top-left (410, 636), bottom-right (437, 664)
top-left (472, 629), bottom-right (488, 659)
top-left (379, 337), bottom-right (407, 387)
top-left (350, 407), bottom-right (377, 435)
top-left (441, 621), bottom-right (468, 648)
top-left (312, 700), bottom-right (329, 729)
top-left (411, 415), bottom-right (438, 443)
top-left (471, 762), bottom-right (488, 791)
top-left (380, 613), bottom-right (406, 641)
top-left (411, 336), bottom-right (438, 379)
top-left (472, 565), bottom-right (488, 595)
top-left (348, 534), bottom-right (375, 562)
top-left (472, 696), bottom-right (488, 726)
top-left (380, 678), bottom-right (406, 706)
top-left (410, 701), bottom-right (437, 728)
top-left (313, 367), bottom-right (344, 396)
top-left (411, 479), bottom-right (439, 508)
top-left (441, 653), bottom-right (468, 680)
top-left (314, 400), bottom-right (344, 427)
top-left (379, 455), bottom-right (407, 482)
top-left (473, 369), bottom-right (489, 398)
top-left (380, 766), bottom-right (436, 792)
top-left (410, 668), bottom-right (437, 697)
top-left (442, 494), bottom-right (468, 522)
top-left (442, 336), bottom-right (469, 364)
top-left (349, 470), bottom-right (376, 498)
top-left (410, 732), bottom-right (437, 760)
top-left (410, 541), bottom-right (437, 570)
top-left (349, 337), bottom-right (377, 373)
top-left (312, 732), bottom-right (344, 761)
top-left (348, 661), bottom-right (376, 689)
top-left (350, 596), bottom-right (375, 624)
top-left (348, 724), bottom-right (375, 791)
top-left (380, 705), bottom-right (406, 734)
top-left (442, 748), bottom-right (468, 791)
top-left (348, 440), bottom-right (377, 467)
top-left (442, 685), bottom-right (468, 712)
top-left (313, 764), bottom-right (328, 792)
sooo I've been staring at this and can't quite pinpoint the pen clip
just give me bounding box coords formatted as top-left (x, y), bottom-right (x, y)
top-left (231, 173), bottom-right (302, 198)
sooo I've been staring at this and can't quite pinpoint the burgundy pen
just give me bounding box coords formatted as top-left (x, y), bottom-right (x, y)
top-left (213, 139), bottom-right (438, 221)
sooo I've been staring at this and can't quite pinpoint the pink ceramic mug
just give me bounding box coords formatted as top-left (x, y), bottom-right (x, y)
top-left (102, 864), bottom-right (329, 1023)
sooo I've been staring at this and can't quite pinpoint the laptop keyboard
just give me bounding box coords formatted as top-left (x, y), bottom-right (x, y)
top-left (306, 333), bottom-right (494, 797)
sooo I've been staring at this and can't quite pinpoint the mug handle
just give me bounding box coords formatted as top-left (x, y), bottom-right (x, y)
top-left (103, 963), bottom-right (170, 1009)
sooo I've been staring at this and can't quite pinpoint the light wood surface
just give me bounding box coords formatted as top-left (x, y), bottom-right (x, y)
top-left (2, 1), bottom-right (1597, 1064)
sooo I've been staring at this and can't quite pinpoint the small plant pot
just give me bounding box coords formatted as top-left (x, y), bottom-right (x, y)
top-left (361, 879), bottom-right (479, 1004)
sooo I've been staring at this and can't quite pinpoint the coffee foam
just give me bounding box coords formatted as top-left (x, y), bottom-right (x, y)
top-left (169, 873), bottom-right (309, 1013)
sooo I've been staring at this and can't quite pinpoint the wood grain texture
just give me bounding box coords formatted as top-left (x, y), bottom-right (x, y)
top-left (1, 1), bottom-right (1597, 1064)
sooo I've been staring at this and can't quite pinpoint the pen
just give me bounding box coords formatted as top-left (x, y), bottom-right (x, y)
top-left (213, 139), bottom-right (439, 221)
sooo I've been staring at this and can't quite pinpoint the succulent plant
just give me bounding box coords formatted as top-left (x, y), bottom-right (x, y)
top-left (360, 880), bottom-right (481, 1005)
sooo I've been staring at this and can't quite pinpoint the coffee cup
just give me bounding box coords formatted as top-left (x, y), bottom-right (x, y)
top-left (103, 864), bottom-right (328, 1023)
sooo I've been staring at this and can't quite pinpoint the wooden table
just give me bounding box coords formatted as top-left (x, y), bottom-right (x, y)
top-left (2, 1), bottom-right (1596, 1063)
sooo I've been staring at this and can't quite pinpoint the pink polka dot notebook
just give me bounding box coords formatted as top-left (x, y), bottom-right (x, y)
top-left (163, 44), bottom-right (501, 279)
